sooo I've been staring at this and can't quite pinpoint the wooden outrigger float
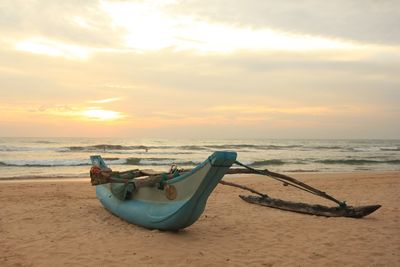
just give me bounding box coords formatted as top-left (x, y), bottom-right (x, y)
top-left (239, 195), bottom-right (381, 218)
top-left (90, 151), bottom-right (381, 230)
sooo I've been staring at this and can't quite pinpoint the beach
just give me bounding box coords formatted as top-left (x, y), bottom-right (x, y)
top-left (1, 171), bottom-right (399, 266)
top-left (2, 1), bottom-right (399, 266)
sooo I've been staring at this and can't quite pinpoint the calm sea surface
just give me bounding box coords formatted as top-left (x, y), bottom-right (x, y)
top-left (0, 137), bottom-right (399, 179)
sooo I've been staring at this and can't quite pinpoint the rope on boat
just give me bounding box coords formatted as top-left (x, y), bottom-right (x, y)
top-left (233, 160), bottom-right (347, 208)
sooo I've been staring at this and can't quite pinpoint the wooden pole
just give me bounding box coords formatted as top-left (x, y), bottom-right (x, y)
top-left (219, 180), bottom-right (268, 198)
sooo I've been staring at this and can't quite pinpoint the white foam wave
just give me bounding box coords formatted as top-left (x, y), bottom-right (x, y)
top-left (1, 159), bottom-right (91, 166)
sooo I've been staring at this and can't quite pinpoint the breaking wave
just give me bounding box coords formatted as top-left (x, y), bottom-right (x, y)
top-left (63, 144), bottom-right (148, 151)
top-left (249, 159), bottom-right (287, 166)
top-left (124, 157), bottom-right (199, 166)
top-left (0, 157), bottom-right (200, 167)
top-left (0, 159), bottom-right (91, 167)
top-left (315, 159), bottom-right (400, 165)
top-left (380, 147), bottom-right (400, 151)
top-left (59, 143), bottom-right (311, 152)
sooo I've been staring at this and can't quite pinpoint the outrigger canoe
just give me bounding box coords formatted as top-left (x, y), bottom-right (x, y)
top-left (90, 151), bottom-right (381, 230)
top-left (90, 151), bottom-right (237, 230)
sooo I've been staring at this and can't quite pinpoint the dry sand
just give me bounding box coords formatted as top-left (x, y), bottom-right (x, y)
top-left (1, 172), bottom-right (399, 266)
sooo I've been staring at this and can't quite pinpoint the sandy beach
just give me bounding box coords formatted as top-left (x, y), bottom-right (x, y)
top-left (1, 171), bottom-right (399, 266)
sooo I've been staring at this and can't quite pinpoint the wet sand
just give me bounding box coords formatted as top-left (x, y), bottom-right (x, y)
top-left (1, 172), bottom-right (399, 266)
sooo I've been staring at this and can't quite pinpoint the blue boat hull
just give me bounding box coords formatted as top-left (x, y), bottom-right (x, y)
top-left (96, 151), bottom-right (237, 230)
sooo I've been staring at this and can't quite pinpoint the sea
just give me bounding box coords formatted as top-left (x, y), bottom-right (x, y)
top-left (0, 137), bottom-right (399, 180)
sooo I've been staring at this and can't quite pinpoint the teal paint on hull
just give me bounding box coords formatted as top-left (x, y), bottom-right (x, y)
top-left (95, 151), bottom-right (237, 230)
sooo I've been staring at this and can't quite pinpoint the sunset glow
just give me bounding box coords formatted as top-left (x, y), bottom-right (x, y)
top-left (81, 108), bottom-right (123, 121)
top-left (0, 1), bottom-right (399, 138)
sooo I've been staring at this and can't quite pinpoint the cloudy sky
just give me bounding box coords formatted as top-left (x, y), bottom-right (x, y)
top-left (0, 0), bottom-right (399, 138)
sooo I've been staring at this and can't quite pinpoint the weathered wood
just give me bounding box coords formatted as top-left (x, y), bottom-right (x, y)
top-left (108, 171), bottom-right (179, 189)
top-left (133, 175), bottom-right (164, 188)
top-left (240, 195), bottom-right (381, 218)
top-left (219, 180), bottom-right (269, 198)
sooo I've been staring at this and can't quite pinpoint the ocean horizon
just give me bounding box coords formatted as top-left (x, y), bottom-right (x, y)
top-left (0, 137), bottom-right (399, 179)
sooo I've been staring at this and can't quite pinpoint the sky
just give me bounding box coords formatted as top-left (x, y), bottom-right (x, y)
top-left (0, 0), bottom-right (399, 139)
